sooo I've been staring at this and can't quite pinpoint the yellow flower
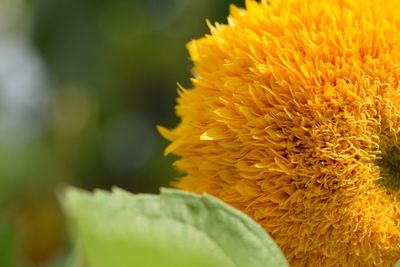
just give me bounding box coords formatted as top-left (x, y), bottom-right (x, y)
top-left (159, 0), bottom-right (400, 265)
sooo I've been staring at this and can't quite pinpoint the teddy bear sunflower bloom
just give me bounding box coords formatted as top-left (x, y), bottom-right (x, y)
top-left (159, 0), bottom-right (400, 266)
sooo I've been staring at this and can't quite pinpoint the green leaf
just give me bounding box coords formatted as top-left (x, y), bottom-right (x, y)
top-left (62, 187), bottom-right (288, 267)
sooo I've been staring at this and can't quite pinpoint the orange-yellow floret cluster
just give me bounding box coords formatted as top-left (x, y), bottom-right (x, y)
top-left (159, 0), bottom-right (400, 265)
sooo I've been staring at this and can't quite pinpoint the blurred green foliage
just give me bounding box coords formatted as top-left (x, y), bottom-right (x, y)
top-left (1, 0), bottom-right (245, 266)
top-left (32, 0), bottom-right (243, 191)
top-left (0, 218), bottom-right (16, 267)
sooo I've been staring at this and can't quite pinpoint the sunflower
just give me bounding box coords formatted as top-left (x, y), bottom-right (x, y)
top-left (158, 0), bottom-right (400, 266)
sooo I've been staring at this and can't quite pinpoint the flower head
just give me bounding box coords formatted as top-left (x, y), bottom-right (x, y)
top-left (159, 0), bottom-right (400, 265)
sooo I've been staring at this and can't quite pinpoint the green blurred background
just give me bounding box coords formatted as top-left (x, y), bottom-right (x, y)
top-left (0, 0), bottom-right (243, 266)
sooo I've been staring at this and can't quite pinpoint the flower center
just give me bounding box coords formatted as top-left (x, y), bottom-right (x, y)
top-left (378, 147), bottom-right (400, 190)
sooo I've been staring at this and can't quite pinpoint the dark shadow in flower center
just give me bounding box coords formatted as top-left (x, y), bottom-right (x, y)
top-left (377, 147), bottom-right (400, 190)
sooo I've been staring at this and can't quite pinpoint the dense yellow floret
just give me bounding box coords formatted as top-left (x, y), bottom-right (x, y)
top-left (159, 0), bottom-right (400, 266)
